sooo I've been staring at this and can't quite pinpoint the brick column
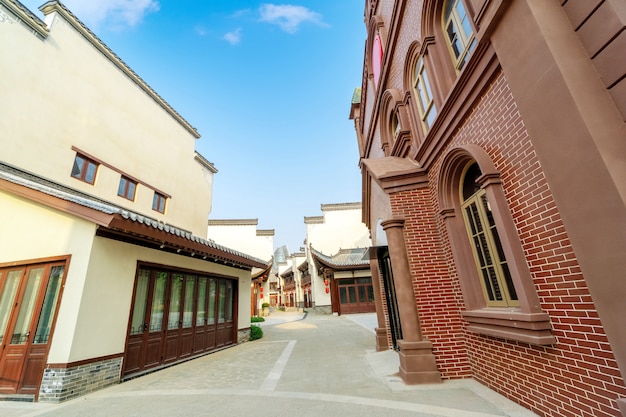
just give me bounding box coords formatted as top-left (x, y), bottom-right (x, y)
top-left (381, 218), bottom-right (441, 384)
top-left (369, 254), bottom-right (389, 351)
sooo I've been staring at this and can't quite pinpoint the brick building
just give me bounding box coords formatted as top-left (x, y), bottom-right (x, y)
top-left (351, 1), bottom-right (626, 416)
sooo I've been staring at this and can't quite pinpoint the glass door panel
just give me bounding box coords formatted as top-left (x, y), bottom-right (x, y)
top-left (196, 277), bottom-right (207, 326)
top-left (0, 270), bottom-right (22, 345)
top-left (168, 274), bottom-right (183, 330)
top-left (217, 283), bottom-right (226, 324)
top-left (33, 266), bottom-right (64, 344)
top-left (182, 277), bottom-right (195, 328)
top-left (208, 279), bottom-right (216, 324)
top-left (11, 268), bottom-right (43, 345)
top-left (149, 272), bottom-right (167, 332)
top-left (129, 270), bottom-right (150, 335)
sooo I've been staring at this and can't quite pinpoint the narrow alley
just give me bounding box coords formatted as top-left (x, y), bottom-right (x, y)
top-left (0, 312), bottom-right (537, 417)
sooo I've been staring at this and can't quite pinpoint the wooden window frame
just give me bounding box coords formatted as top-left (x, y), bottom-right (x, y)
top-left (442, 0), bottom-right (476, 72)
top-left (439, 146), bottom-right (555, 345)
top-left (460, 163), bottom-right (519, 307)
top-left (152, 192), bottom-right (166, 214)
top-left (117, 176), bottom-right (137, 201)
top-left (413, 56), bottom-right (438, 132)
top-left (71, 154), bottom-right (98, 185)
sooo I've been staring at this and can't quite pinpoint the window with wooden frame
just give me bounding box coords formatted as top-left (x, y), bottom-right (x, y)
top-left (461, 162), bottom-right (518, 307)
top-left (391, 111), bottom-right (401, 140)
top-left (443, 0), bottom-right (475, 71)
top-left (71, 154), bottom-right (98, 184)
top-left (117, 176), bottom-right (137, 201)
top-left (152, 191), bottom-right (166, 214)
top-left (413, 56), bottom-right (438, 132)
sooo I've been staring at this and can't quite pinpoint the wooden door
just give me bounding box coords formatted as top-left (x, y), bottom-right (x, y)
top-left (179, 275), bottom-right (195, 359)
top-left (206, 278), bottom-right (217, 350)
top-left (193, 277), bottom-right (208, 352)
top-left (123, 269), bottom-right (151, 375)
top-left (0, 262), bottom-right (65, 396)
top-left (144, 272), bottom-right (168, 369)
top-left (163, 273), bottom-right (182, 364)
top-left (215, 279), bottom-right (235, 348)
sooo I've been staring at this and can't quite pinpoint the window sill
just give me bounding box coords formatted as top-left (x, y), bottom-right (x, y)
top-left (462, 308), bottom-right (556, 346)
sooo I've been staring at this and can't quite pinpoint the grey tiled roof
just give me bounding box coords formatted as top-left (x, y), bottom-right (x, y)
top-left (0, 161), bottom-right (267, 268)
top-left (310, 246), bottom-right (370, 268)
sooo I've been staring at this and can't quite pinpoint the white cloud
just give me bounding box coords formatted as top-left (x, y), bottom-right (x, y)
top-left (223, 28), bottom-right (243, 45)
top-left (61, 0), bottom-right (160, 28)
top-left (258, 4), bottom-right (327, 34)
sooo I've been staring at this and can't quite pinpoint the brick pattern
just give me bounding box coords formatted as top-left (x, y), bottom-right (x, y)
top-left (38, 357), bottom-right (122, 403)
top-left (402, 71), bottom-right (625, 417)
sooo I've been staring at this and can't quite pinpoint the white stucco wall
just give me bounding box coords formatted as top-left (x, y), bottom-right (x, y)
top-left (304, 204), bottom-right (372, 307)
top-left (0, 190), bottom-right (97, 363)
top-left (0, 191), bottom-right (250, 363)
top-left (0, 4), bottom-right (212, 236)
top-left (207, 222), bottom-right (274, 262)
top-left (65, 236), bottom-right (250, 363)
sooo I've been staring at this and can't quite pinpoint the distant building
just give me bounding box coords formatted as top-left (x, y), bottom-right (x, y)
top-left (352, 0), bottom-right (626, 415)
top-left (303, 203), bottom-right (372, 314)
top-left (0, 0), bottom-right (265, 402)
top-left (207, 219), bottom-right (274, 315)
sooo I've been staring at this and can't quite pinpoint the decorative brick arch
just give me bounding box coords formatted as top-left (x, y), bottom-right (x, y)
top-left (379, 89), bottom-right (412, 157)
top-left (438, 145), bottom-right (555, 345)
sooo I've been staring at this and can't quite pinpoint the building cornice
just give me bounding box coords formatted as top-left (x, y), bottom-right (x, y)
top-left (208, 219), bottom-right (258, 226)
top-left (1, 0), bottom-right (48, 38)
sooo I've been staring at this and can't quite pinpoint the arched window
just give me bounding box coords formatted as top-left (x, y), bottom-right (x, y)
top-left (413, 56), bottom-right (437, 132)
top-left (438, 146), bottom-right (555, 345)
top-left (460, 162), bottom-right (518, 307)
top-left (442, 0), bottom-right (475, 71)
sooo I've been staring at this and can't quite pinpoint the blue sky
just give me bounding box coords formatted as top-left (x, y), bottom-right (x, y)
top-left (21, 0), bottom-right (366, 253)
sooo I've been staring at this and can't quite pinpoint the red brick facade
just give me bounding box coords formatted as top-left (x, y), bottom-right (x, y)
top-left (353, 1), bottom-right (626, 416)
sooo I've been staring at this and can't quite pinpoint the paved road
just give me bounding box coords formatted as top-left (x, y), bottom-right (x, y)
top-left (0, 312), bottom-right (538, 417)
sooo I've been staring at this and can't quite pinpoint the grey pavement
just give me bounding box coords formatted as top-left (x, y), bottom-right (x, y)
top-left (0, 312), bottom-right (539, 417)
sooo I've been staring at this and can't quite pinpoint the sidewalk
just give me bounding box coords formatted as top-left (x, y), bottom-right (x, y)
top-left (0, 313), bottom-right (539, 417)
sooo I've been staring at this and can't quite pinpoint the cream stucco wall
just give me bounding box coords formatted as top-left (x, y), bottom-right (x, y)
top-left (305, 204), bottom-right (371, 307)
top-left (0, 4), bottom-right (212, 236)
top-left (0, 190), bottom-right (250, 363)
top-left (207, 222), bottom-right (274, 262)
top-left (64, 236), bottom-right (250, 363)
top-left (0, 190), bottom-right (97, 363)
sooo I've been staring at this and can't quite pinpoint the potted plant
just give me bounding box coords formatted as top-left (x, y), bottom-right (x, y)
top-left (262, 302), bottom-right (270, 317)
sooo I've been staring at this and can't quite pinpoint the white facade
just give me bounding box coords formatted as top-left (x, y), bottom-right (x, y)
top-left (0, 0), bottom-right (263, 402)
top-left (304, 203), bottom-right (371, 310)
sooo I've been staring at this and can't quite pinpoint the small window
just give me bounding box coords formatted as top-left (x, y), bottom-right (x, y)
top-left (152, 192), bottom-right (166, 213)
top-left (443, 0), bottom-right (476, 71)
top-left (461, 162), bottom-right (518, 307)
top-left (117, 176), bottom-right (137, 201)
top-left (391, 112), bottom-right (401, 138)
top-left (413, 57), bottom-right (437, 132)
top-left (71, 154), bottom-right (98, 184)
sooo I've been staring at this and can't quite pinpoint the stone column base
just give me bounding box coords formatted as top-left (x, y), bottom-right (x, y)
top-left (375, 327), bottom-right (389, 351)
top-left (397, 339), bottom-right (442, 384)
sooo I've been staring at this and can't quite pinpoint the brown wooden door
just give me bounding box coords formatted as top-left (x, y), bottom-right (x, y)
top-left (193, 277), bottom-right (208, 352)
top-left (163, 273), bottom-right (182, 364)
top-left (215, 279), bottom-right (235, 348)
top-left (0, 263), bottom-right (65, 396)
top-left (206, 278), bottom-right (217, 350)
top-left (179, 275), bottom-right (195, 359)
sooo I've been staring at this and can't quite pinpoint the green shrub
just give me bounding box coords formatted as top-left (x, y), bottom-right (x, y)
top-left (261, 302), bottom-right (270, 308)
top-left (250, 324), bottom-right (263, 341)
top-left (251, 316), bottom-right (265, 323)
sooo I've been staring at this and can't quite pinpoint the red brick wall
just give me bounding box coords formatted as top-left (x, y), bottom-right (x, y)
top-left (390, 70), bottom-right (626, 416)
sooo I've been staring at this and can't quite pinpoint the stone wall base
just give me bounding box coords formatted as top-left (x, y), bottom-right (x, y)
top-left (39, 357), bottom-right (122, 403)
top-left (238, 328), bottom-right (251, 344)
top-left (305, 305), bottom-right (332, 315)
